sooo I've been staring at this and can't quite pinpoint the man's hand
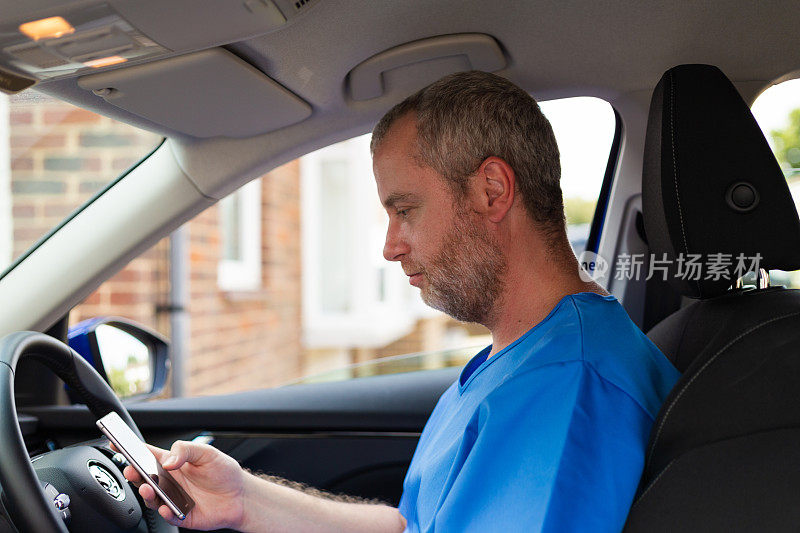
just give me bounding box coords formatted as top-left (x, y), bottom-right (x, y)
top-left (112, 440), bottom-right (247, 530)
top-left (113, 439), bottom-right (406, 533)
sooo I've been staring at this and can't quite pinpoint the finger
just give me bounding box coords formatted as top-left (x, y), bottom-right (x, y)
top-left (158, 504), bottom-right (182, 526)
top-left (123, 465), bottom-right (143, 484)
top-left (108, 442), bottom-right (117, 453)
top-left (139, 483), bottom-right (157, 507)
top-left (143, 442), bottom-right (170, 462)
top-left (163, 440), bottom-right (207, 470)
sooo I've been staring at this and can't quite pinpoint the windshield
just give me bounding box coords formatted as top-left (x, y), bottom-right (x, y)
top-left (0, 91), bottom-right (161, 272)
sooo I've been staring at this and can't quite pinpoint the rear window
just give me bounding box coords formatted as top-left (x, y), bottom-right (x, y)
top-left (751, 78), bottom-right (800, 288)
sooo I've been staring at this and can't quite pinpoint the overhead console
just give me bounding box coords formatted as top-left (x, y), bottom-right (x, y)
top-left (0, 0), bottom-right (316, 91)
top-left (0, 0), bottom-right (318, 138)
top-left (347, 34), bottom-right (507, 102)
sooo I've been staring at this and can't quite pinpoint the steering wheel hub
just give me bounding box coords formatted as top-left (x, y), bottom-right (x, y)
top-left (88, 461), bottom-right (126, 501)
top-left (33, 447), bottom-right (141, 530)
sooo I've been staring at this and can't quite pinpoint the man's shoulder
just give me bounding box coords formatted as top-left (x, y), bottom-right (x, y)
top-left (493, 292), bottom-right (679, 419)
top-left (496, 292), bottom-right (619, 370)
top-left (568, 292), bottom-right (680, 419)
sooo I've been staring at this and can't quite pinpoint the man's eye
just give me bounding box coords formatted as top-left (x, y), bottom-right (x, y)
top-left (397, 208), bottom-right (411, 217)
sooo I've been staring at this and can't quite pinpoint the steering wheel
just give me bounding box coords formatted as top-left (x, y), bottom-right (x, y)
top-left (0, 331), bottom-right (178, 533)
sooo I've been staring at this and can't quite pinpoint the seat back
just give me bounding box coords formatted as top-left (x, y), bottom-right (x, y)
top-left (624, 65), bottom-right (800, 532)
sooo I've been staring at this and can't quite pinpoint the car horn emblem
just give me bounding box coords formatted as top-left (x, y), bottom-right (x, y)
top-left (88, 462), bottom-right (125, 501)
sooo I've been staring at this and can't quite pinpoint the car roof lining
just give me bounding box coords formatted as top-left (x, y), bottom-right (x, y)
top-left (3, 0), bottom-right (800, 335)
top-left (12, 0), bottom-right (795, 192)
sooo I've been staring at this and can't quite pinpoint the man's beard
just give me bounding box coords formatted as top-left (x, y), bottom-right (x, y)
top-left (415, 210), bottom-right (506, 325)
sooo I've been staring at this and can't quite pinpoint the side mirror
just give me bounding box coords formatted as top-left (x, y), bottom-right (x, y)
top-left (68, 317), bottom-right (170, 401)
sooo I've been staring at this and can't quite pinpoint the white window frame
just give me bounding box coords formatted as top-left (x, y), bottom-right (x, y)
top-left (301, 135), bottom-right (425, 348)
top-left (217, 179), bottom-right (262, 291)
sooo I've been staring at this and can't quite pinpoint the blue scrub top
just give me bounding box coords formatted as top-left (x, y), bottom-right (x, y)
top-left (398, 292), bottom-right (680, 532)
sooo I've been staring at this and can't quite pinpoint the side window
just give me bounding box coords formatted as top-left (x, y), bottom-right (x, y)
top-left (540, 97), bottom-right (616, 253)
top-left (752, 79), bottom-right (800, 288)
top-left (70, 96), bottom-right (616, 398)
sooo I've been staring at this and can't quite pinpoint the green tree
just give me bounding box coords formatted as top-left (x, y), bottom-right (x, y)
top-left (564, 197), bottom-right (596, 226)
top-left (770, 108), bottom-right (800, 169)
top-left (108, 367), bottom-right (130, 397)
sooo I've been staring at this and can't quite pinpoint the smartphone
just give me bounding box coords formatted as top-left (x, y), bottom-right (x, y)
top-left (96, 412), bottom-right (195, 520)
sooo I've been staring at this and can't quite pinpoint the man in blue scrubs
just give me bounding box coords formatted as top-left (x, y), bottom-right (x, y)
top-left (123, 71), bottom-right (679, 532)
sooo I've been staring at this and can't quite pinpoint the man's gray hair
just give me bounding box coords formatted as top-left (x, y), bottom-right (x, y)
top-left (371, 71), bottom-right (564, 238)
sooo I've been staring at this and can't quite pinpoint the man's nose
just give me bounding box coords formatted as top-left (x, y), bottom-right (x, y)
top-left (383, 221), bottom-right (408, 262)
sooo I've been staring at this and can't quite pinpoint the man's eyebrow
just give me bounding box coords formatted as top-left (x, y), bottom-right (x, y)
top-left (383, 192), bottom-right (420, 208)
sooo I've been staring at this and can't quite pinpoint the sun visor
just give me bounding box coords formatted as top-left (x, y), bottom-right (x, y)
top-left (348, 34), bottom-right (506, 101)
top-left (77, 48), bottom-right (311, 138)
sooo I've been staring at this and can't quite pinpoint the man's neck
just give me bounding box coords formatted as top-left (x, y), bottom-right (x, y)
top-left (485, 250), bottom-right (607, 358)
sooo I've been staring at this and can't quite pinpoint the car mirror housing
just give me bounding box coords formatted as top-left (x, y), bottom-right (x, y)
top-left (68, 317), bottom-right (170, 401)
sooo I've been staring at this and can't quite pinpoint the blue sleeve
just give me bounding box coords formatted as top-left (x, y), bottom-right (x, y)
top-left (430, 362), bottom-right (653, 533)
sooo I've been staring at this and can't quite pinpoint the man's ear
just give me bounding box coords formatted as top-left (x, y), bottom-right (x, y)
top-left (478, 156), bottom-right (516, 223)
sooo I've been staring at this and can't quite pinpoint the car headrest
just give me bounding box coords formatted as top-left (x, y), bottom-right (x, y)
top-left (642, 64), bottom-right (800, 299)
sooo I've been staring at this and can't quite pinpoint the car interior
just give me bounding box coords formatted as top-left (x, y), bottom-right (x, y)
top-left (0, 1), bottom-right (799, 532)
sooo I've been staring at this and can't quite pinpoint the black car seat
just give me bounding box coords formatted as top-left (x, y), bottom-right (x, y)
top-left (623, 64), bottom-right (800, 531)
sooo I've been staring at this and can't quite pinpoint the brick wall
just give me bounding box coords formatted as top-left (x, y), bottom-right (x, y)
top-left (8, 97), bottom-right (304, 396)
top-left (71, 240), bottom-right (170, 334)
top-left (71, 163), bottom-right (304, 397)
top-left (9, 93), bottom-right (170, 349)
top-left (9, 94), bottom-right (160, 260)
top-left (184, 161), bottom-right (304, 396)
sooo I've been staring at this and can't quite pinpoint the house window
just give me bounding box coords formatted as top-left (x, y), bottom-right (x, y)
top-left (301, 135), bottom-right (419, 348)
top-left (318, 159), bottom-right (353, 313)
top-left (217, 179), bottom-right (262, 291)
